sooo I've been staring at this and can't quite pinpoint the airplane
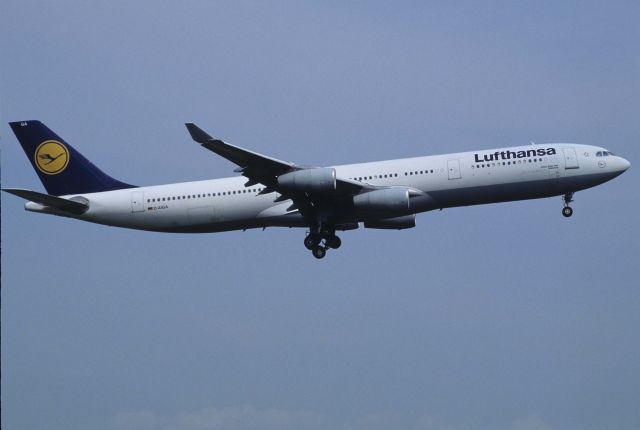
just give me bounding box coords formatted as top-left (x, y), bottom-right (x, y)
top-left (4, 120), bottom-right (630, 259)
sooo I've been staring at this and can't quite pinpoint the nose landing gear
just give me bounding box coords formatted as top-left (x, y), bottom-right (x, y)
top-left (562, 192), bottom-right (574, 217)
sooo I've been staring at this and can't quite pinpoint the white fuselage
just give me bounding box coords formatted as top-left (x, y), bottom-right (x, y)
top-left (25, 143), bottom-right (629, 232)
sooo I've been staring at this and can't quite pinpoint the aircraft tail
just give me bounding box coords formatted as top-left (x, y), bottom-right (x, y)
top-left (9, 120), bottom-right (135, 196)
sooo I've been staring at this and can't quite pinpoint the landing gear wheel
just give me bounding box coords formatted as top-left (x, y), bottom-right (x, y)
top-left (304, 235), bottom-right (320, 250)
top-left (325, 235), bottom-right (342, 249)
top-left (312, 246), bottom-right (327, 259)
top-left (562, 206), bottom-right (573, 218)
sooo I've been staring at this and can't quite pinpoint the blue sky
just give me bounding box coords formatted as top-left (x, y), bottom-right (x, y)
top-left (2, 1), bottom-right (639, 429)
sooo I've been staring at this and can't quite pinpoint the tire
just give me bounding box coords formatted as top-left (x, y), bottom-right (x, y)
top-left (326, 235), bottom-right (342, 249)
top-left (304, 235), bottom-right (319, 250)
top-left (562, 206), bottom-right (573, 217)
top-left (312, 246), bottom-right (326, 259)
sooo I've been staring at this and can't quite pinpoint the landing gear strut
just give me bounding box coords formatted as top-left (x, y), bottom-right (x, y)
top-left (562, 192), bottom-right (574, 218)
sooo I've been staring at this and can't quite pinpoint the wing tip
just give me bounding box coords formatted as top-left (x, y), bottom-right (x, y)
top-left (185, 123), bottom-right (214, 144)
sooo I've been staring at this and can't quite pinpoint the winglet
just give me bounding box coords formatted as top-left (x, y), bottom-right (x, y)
top-left (185, 123), bottom-right (215, 144)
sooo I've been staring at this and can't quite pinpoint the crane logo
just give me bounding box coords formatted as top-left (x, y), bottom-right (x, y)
top-left (34, 140), bottom-right (69, 174)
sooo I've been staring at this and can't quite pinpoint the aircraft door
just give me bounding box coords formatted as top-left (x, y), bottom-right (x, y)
top-left (447, 159), bottom-right (461, 180)
top-left (131, 191), bottom-right (145, 213)
top-left (563, 148), bottom-right (579, 169)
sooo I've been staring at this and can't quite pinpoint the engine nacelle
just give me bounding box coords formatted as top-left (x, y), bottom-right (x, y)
top-left (364, 214), bottom-right (416, 230)
top-left (277, 168), bottom-right (336, 193)
top-left (353, 188), bottom-right (410, 213)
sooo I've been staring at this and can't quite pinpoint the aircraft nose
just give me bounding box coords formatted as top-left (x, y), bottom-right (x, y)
top-left (619, 157), bottom-right (631, 172)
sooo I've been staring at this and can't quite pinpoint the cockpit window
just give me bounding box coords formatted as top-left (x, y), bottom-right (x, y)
top-left (596, 151), bottom-right (603, 157)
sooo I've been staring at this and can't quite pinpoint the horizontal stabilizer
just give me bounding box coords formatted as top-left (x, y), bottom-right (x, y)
top-left (2, 188), bottom-right (88, 214)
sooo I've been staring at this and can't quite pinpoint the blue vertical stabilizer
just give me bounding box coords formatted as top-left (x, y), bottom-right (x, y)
top-left (9, 120), bottom-right (135, 196)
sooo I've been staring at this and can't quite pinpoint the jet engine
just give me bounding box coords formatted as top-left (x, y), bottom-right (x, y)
top-left (278, 168), bottom-right (336, 193)
top-left (353, 188), bottom-right (410, 213)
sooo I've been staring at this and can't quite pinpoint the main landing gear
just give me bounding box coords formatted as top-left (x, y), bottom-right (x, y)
top-left (562, 192), bottom-right (574, 218)
top-left (304, 226), bottom-right (342, 259)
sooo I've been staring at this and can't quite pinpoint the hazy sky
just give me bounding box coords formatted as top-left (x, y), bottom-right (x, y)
top-left (2, 1), bottom-right (639, 429)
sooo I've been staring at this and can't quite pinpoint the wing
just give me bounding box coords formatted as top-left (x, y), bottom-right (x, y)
top-left (186, 123), bottom-right (300, 190)
top-left (185, 123), bottom-right (373, 203)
